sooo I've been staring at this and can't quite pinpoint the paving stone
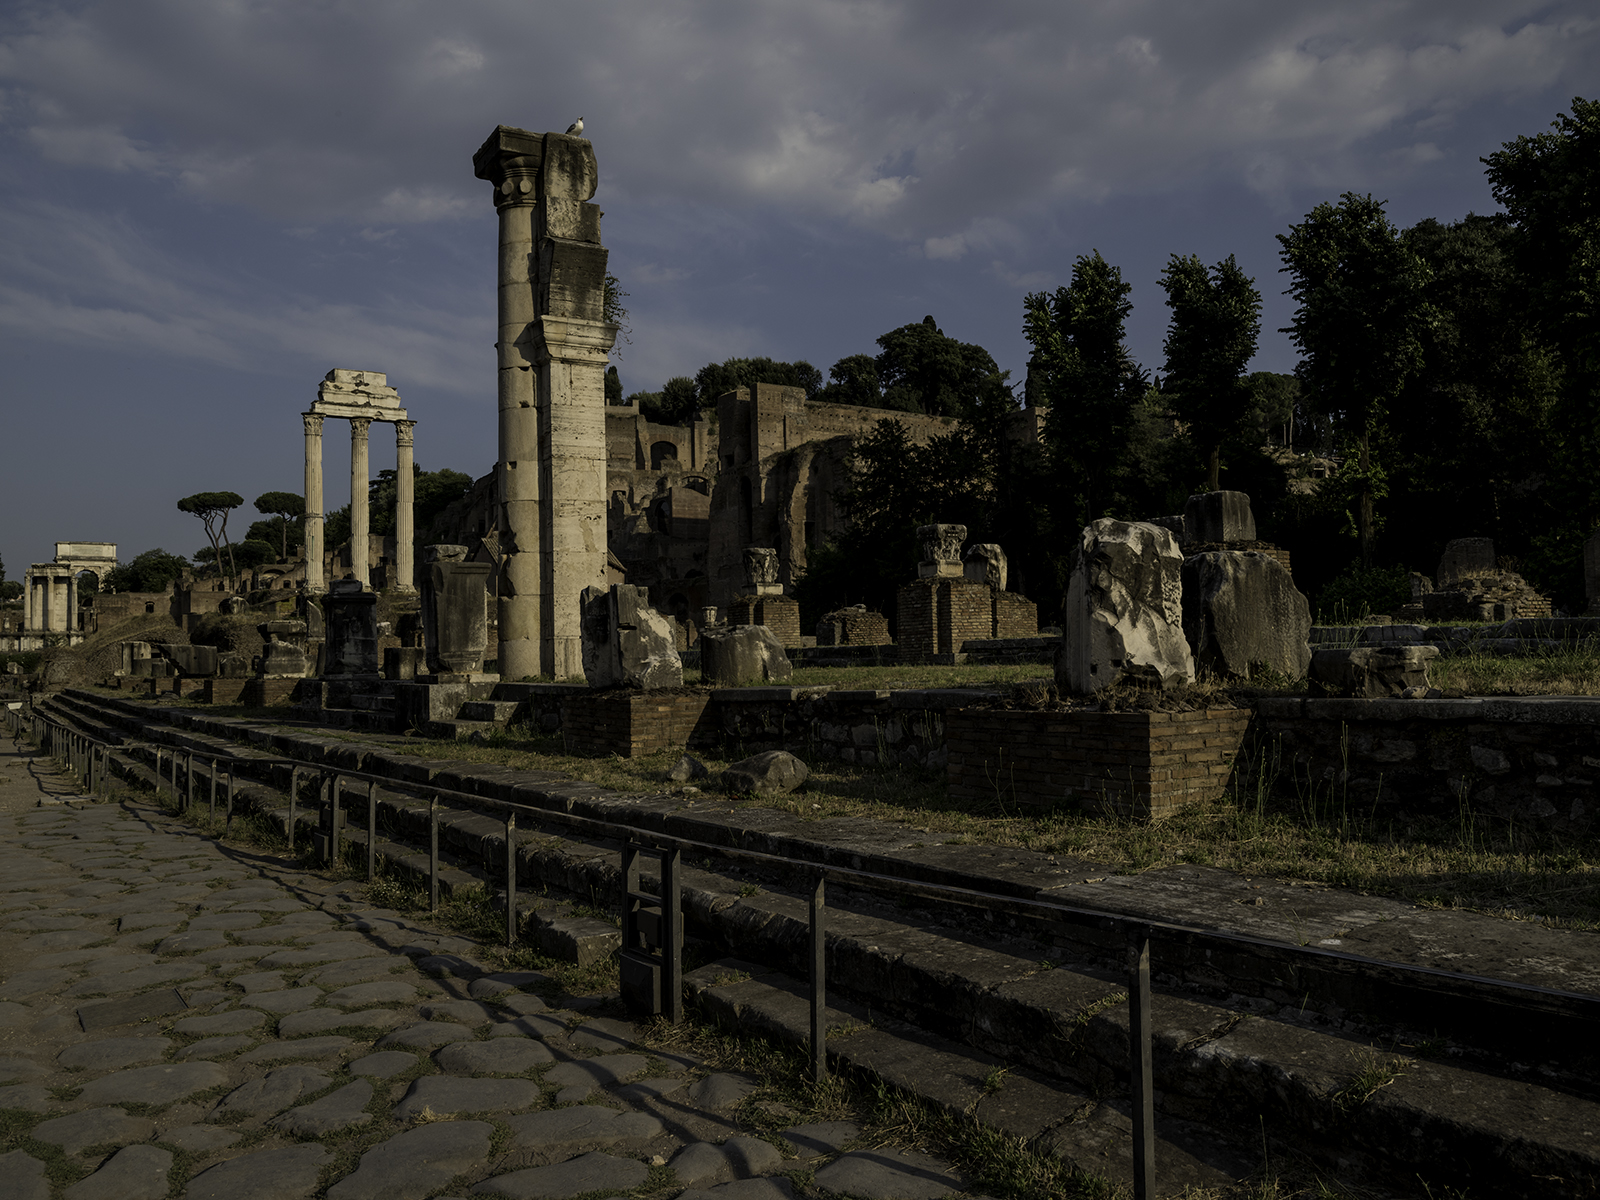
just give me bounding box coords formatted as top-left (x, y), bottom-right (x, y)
top-left (0, 1149), bottom-right (50, 1200)
top-left (76, 989), bottom-right (189, 1032)
top-left (255, 945), bottom-right (385, 968)
top-left (183, 1143), bottom-right (330, 1200)
top-left (433, 1039), bottom-right (553, 1076)
top-left (214, 1066), bottom-right (329, 1117)
top-left (486, 1014), bottom-right (567, 1041)
top-left (118, 913), bottom-right (185, 933)
top-left (377, 1022), bottom-right (478, 1050)
top-left (271, 1079), bottom-right (373, 1136)
top-left (29, 949), bottom-right (111, 969)
top-left (467, 977), bottom-right (517, 1000)
top-left (180, 988), bottom-right (231, 1009)
top-left (616, 1076), bottom-right (687, 1103)
top-left (177, 1036), bottom-right (254, 1061)
top-left (188, 912), bottom-right (263, 931)
top-left (70, 964), bottom-right (207, 996)
top-left (323, 981), bottom-right (417, 1008)
top-left (0, 1056), bottom-right (47, 1083)
top-left (31, 1107), bottom-right (156, 1154)
top-left (3, 968), bottom-right (77, 997)
top-left (325, 1120), bottom-right (492, 1200)
top-left (23, 932), bottom-right (101, 950)
top-left (494, 994), bottom-right (549, 1018)
top-left (688, 1073), bottom-right (757, 1111)
top-left (672, 1137), bottom-right (784, 1188)
top-left (0, 1084), bottom-right (57, 1111)
top-left (236, 1036), bottom-right (352, 1064)
top-left (678, 1180), bottom-right (796, 1200)
top-left (0, 1002), bottom-right (36, 1029)
top-left (392, 1075), bottom-right (541, 1120)
top-left (567, 1017), bottom-right (636, 1052)
top-left (157, 932), bottom-right (229, 956)
top-left (156, 1125), bottom-right (239, 1153)
top-left (415, 955), bottom-right (483, 978)
top-left (248, 988), bottom-right (324, 1014)
top-left (303, 958), bottom-right (407, 988)
top-left (348, 1050), bottom-right (416, 1079)
top-left (543, 1054), bottom-right (648, 1103)
top-left (470, 1151), bottom-right (649, 1199)
top-left (172, 1009), bottom-right (267, 1036)
top-left (812, 1149), bottom-right (964, 1199)
top-left (8, 914), bottom-right (88, 931)
top-left (418, 1000), bottom-right (499, 1027)
top-left (78, 1062), bottom-right (229, 1106)
top-left (781, 1122), bottom-right (860, 1159)
top-left (279, 1009), bottom-right (399, 1038)
top-left (194, 947), bottom-right (268, 967)
top-left (62, 1144), bottom-right (172, 1200)
top-left (58, 1037), bottom-right (172, 1072)
top-left (231, 972), bottom-right (288, 994)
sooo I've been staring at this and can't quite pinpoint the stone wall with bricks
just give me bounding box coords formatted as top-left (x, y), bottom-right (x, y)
top-left (897, 579), bottom-right (1039, 657)
top-left (561, 691), bottom-right (716, 757)
top-left (728, 595), bottom-right (802, 649)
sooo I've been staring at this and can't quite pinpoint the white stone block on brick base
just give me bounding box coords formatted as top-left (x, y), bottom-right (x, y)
top-left (579, 585), bottom-right (682, 689)
top-left (1057, 519), bottom-right (1193, 694)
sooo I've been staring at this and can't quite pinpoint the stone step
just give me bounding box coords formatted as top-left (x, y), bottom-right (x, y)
top-left (458, 700), bottom-right (520, 723)
top-left (433, 719), bottom-right (498, 741)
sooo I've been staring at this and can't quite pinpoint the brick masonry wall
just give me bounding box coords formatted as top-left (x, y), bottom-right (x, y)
top-left (561, 691), bottom-right (716, 757)
top-left (729, 596), bottom-right (802, 648)
top-left (947, 707), bottom-right (1252, 820)
top-left (993, 591), bottom-right (1038, 639)
top-left (1250, 697), bottom-right (1600, 832)
top-left (896, 581), bottom-right (938, 655)
top-left (942, 581), bottom-right (993, 654)
top-left (815, 611), bottom-right (891, 647)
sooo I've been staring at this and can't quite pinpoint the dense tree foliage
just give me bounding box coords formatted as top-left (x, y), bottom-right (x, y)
top-left (253, 491), bottom-right (304, 560)
top-left (103, 549), bottom-right (189, 594)
top-left (177, 491), bottom-right (243, 589)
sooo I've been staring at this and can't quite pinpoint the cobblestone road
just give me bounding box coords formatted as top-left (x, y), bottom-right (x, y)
top-left (0, 737), bottom-right (977, 1200)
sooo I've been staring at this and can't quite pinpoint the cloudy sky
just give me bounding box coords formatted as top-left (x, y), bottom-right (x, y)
top-left (1, 1), bottom-right (1594, 580)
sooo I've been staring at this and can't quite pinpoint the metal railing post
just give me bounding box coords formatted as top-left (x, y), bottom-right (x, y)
top-left (367, 781), bottom-right (378, 881)
top-left (810, 872), bottom-right (827, 1085)
top-left (329, 775), bottom-right (342, 864)
top-left (208, 758), bottom-right (217, 819)
top-left (288, 767), bottom-right (301, 849)
top-left (1129, 923), bottom-right (1155, 1200)
top-left (504, 810), bottom-right (517, 948)
top-left (154, 747), bottom-right (163, 797)
top-left (185, 752), bottom-right (194, 812)
top-left (428, 796), bottom-right (439, 912)
top-left (663, 847), bottom-right (682, 1023)
top-left (223, 764), bottom-right (233, 833)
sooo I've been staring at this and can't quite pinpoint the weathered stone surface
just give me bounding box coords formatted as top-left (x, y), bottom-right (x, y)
top-left (1058, 519), bottom-right (1193, 694)
top-left (1437, 537), bottom-right (1496, 588)
top-left (962, 543), bottom-right (1007, 590)
top-left (422, 548), bottom-right (491, 674)
top-left (1183, 491), bottom-right (1255, 543)
top-left (742, 547), bottom-right (782, 593)
top-left (470, 1151), bottom-right (649, 1198)
top-left (666, 754), bottom-right (709, 783)
top-left (157, 931), bottom-right (228, 955)
top-left (580, 584), bottom-right (683, 689)
top-left (677, 1180), bottom-right (796, 1200)
top-left (184, 1144), bottom-right (330, 1200)
top-left (58, 1037), bottom-right (171, 1072)
top-left (699, 626), bottom-right (792, 687)
top-left (1309, 646), bottom-right (1440, 698)
top-left (271, 1079), bottom-right (373, 1136)
top-left (236, 1036), bottom-right (352, 1064)
top-left (177, 1036), bottom-right (253, 1060)
top-left (378, 1022), bottom-right (477, 1050)
top-left (671, 1137), bottom-right (784, 1187)
top-left (812, 1148), bottom-right (963, 1198)
top-left (543, 1053), bottom-right (648, 1102)
top-left (63, 1144), bottom-right (172, 1200)
top-left (417, 1000), bottom-right (499, 1026)
top-left (434, 1039), bottom-right (552, 1075)
top-left (1180, 551), bottom-right (1311, 680)
top-left (280, 1008), bottom-right (395, 1038)
top-left (0, 1056), bottom-right (46, 1083)
top-left (916, 525), bottom-right (966, 579)
top-left (325, 1121), bottom-right (492, 1200)
top-left (173, 1009), bottom-right (267, 1036)
top-left (392, 1076), bottom-right (541, 1120)
top-left (189, 912), bottom-right (263, 931)
top-left (502, 1105), bottom-right (662, 1153)
top-left (323, 981), bottom-right (416, 1008)
top-left (32, 1107), bottom-right (155, 1154)
top-left (688, 1073), bottom-right (757, 1111)
top-left (349, 1050), bottom-right (416, 1078)
top-left (255, 945), bottom-right (385, 968)
top-left (782, 1122), bottom-right (860, 1159)
top-left (78, 1062), bottom-right (228, 1106)
top-left (156, 1125), bottom-right (238, 1153)
top-left (567, 1017), bottom-right (636, 1052)
top-left (721, 751), bottom-right (808, 796)
top-left (249, 988), bottom-right (324, 1014)
top-left (0, 1150), bottom-right (49, 1200)
top-left (214, 1066), bottom-right (329, 1117)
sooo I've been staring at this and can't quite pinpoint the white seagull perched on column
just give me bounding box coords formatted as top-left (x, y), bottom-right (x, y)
top-left (565, 117), bottom-right (584, 136)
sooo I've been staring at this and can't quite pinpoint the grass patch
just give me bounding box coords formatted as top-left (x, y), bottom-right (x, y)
top-left (1431, 642), bottom-right (1600, 695)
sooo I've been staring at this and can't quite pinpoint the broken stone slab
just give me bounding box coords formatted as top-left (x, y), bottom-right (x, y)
top-left (58, 1037), bottom-right (172, 1072)
top-left (580, 583), bottom-right (683, 689)
top-left (392, 1075), bottom-right (541, 1120)
top-left (962, 543), bottom-right (1007, 590)
top-left (699, 626), bottom-right (793, 687)
top-left (1309, 646), bottom-right (1440, 698)
top-left (434, 1039), bottom-right (552, 1075)
top-left (670, 1136), bottom-right (785, 1188)
top-left (76, 988), bottom-right (189, 1031)
top-left (235, 1036), bottom-right (353, 1064)
top-left (1180, 551), bottom-right (1311, 680)
top-left (721, 751), bottom-right (808, 796)
top-left (78, 1062), bottom-right (228, 1107)
top-left (667, 754), bottom-right (709, 783)
top-left (1182, 490), bottom-right (1256, 543)
top-left (470, 1151), bottom-right (649, 1198)
top-left (31, 1107), bottom-right (156, 1155)
top-left (183, 1143), bottom-right (330, 1200)
top-left (213, 1066), bottom-right (330, 1117)
top-left (270, 1079), bottom-right (373, 1137)
top-left (1058, 519), bottom-right (1194, 694)
top-left (63, 1144), bottom-right (172, 1200)
top-left (502, 1105), bottom-right (662, 1153)
top-left (325, 1121), bottom-right (492, 1200)
top-left (812, 1147), bottom-right (964, 1199)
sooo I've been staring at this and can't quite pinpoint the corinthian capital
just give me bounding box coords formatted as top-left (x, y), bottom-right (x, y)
top-left (303, 413), bottom-right (324, 436)
top-left (395, 420), bottom-right (416, 448)
top-left (350, 417), bottom-right (372, 440)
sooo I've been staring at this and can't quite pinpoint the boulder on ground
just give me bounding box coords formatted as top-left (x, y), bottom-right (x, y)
top-left (722, 751), bottom-right (809, 795)
top-left (1309, 646), bottom-right (1440, 698)
top-left (1181, 552), bottom-right (1311, 680)
top-left (579, 585), bottom-right (682, 690)
top-left (1057, 520), bottom-right (1194, 693)
top-left (667, 755), bottom-right (708, 783)
top-left (699, 625), bottom-right (792, 687)
top-left (1183, 491), bottom-right (1256, 544)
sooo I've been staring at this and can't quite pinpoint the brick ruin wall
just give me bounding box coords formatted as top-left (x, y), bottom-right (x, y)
top-left (897, 579), bottom-right (1040, 655)
top-left (728, 596), bottom-right (802, 648)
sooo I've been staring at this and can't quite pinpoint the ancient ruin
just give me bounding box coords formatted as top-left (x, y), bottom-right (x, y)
top-left (1058, 519), bottom-right (1194, 692)
top-left (897, 526), bottom-right (1038, 658)
top-left (12, 543), bottom-right (117, 650)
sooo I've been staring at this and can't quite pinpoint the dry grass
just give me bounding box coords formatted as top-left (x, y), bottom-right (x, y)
top-left (1431, 643), bottom-right (1600, 695)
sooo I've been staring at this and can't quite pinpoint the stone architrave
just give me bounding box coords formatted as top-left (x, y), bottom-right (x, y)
top-left (579, 585), bottom-right (681, 689)
top-left (963, 544), bottom-right (1007, 590)
top-left (322, 582), bottom-right (379, 677)
top-left (257, 622), bottom-right (308, 678)
top-left (1058, 520), bottom-right (1193, 693)
top-left (916, 525), bottom-right (966, 579)
top-left (1436, 537), bottom-right (1495, 588)
top-left (474, 125), bottom-right (619, 683)
top-left (1181, 552), bottom-right (1311, 680)
top-left (1183, 492), bottom-right (1256, 544)
top-left (421, 545), bottom-right (490, 675)
top-left (742, 548), bottom-right (783, 595)
top-left (699, 626), bottom-right (792, 687)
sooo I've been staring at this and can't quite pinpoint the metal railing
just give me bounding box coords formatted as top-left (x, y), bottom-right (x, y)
top-left (16, 694), bottom-right (1600, 1200)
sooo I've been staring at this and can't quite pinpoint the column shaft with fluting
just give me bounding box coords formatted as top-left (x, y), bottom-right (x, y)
top-left (24, 571), bottom-right (36, 632)
top-left (65, 575), bottom-right (77, 636)
top-left (350, 417), bottom-right (371, 587)
top-left (303, 414), bottom-right (325, 593)
top-left (395, 420), bottom-right (416, 592)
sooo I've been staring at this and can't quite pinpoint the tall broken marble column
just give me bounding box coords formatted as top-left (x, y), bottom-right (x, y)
top-left (350, 417), bottom-right (371, 588)
top-left (395, 420), bottom-right (416, 592)
top-left (474, 124), bottom-right (618, 679)
top-left (303, 414), bottom-right (325, 594)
